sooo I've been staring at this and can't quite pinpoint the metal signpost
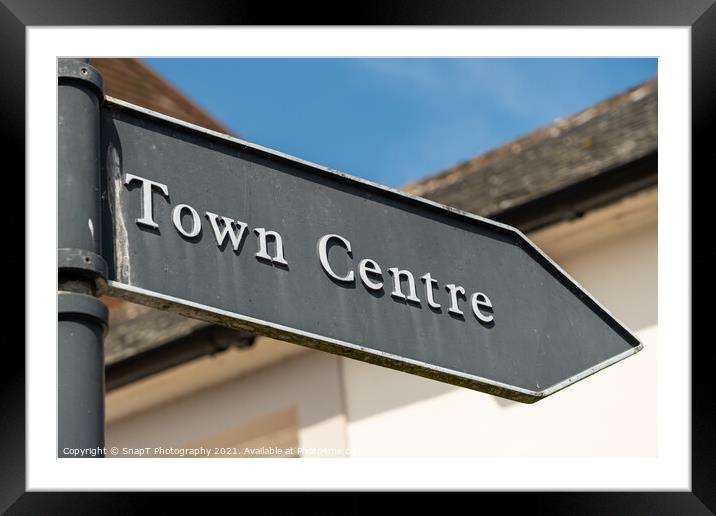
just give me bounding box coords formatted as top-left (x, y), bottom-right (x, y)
top-left (58, 59), bottom-right (642, 456)
top-left (58, 59), bottom-right (108, 457)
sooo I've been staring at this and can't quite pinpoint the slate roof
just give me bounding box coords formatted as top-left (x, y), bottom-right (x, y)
top-left (404, 78), bottom-right (657, 218)
top-left (106, 300), bottom-right (210, 364)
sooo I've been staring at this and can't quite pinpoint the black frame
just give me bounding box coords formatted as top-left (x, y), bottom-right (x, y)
top-left (5, 1), bottom-right (711, 512)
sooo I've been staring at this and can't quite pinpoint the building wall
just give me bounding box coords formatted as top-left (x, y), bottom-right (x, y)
top-left (341, 189), bottom-right (657, 457)
top-left (106, 351), bottom-right (349, 457)
top-left (106, 188), bottom-right (657, 458)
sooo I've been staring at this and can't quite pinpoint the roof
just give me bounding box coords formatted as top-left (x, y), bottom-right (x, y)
top-left (404, 78), bottom-right (657, 220)
top-left (107, 301), bottom-right (211, 364)
top-left (90, 58), bottom-right (231, 135)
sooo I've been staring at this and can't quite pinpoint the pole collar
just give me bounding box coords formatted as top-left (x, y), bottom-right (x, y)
top-left (58, 292), bottom-right (109, 336)
top-left (58, 248), bottom-right (108, 293)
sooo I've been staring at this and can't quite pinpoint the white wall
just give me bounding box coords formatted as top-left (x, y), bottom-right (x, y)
top-left (341, 208), bottom-right (657, 457)
top-left (107, 351), bottom-right (349, 457)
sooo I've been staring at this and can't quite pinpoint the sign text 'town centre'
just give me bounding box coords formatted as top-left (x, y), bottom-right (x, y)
top-left (101, 97), bottom-right (641, 403)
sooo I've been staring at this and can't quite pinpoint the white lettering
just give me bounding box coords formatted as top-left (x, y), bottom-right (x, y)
top-left (471, 292), bottom-right (494, 323)
top-left (388, 268), bottom-right (420, 303)
top-left (445, 284), bottom-right (466, 316)
top-left (206, 212), bottom-right (248, 251)
top-left (124, 173), bottom-right (169, 229)
top-left (317, 234), bottom-right (354, 282)
top-left (421, 272), bottom-right (441, 309)
top-left (172, 204), bottom-right (201, 238)
top-left (254, 228), bottom-right (288, 265)
top-left (359, 258), bottom-right (383, 290)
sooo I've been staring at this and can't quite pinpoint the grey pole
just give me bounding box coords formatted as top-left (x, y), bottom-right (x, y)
top-left (57, 58), bottom-right (108, 457)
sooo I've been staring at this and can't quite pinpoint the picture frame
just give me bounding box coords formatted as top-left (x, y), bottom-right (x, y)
top-left (5, 0), bottom-right (710, 510)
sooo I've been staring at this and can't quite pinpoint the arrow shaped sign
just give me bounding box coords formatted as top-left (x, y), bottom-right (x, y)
top-left (100, 97), bottom-right (641, 403)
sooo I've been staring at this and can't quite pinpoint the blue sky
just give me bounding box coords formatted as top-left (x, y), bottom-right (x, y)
top-left (145, 58), bottom-right (657, 188)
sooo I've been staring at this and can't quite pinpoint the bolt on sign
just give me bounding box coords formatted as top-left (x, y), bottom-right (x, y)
top-left (101, 97), bottom-right (641, 403)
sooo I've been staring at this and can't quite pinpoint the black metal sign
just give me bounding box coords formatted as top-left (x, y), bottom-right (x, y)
top-left (100, 96), bottom-right (641, 403)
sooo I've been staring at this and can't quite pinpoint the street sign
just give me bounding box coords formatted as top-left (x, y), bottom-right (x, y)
top-left (100, 96), bottom-right (641, 403)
